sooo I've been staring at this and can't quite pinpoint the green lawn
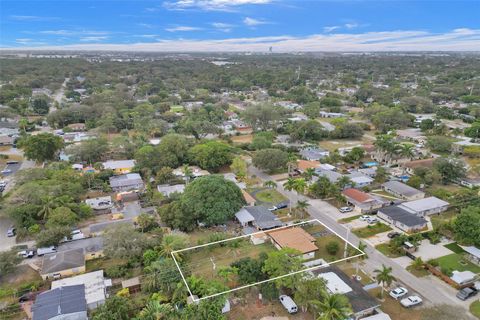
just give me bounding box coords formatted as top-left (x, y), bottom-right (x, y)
top-left (430, 210), bottom-right (458, 229)
top-left (406, 265), bottom-right (430, 278)
top-left (375, 243), bottom-right (403, 258)
top-left (254, 188), bottom-right (286, 204)
top-left (432, 253), bottom-right (480, 274)
top-left (471, 300), bottom-right (480, 319)
top-left (338, 215), bottom-right (362, 224)
top-left (353, 223), bottom-right (392, 238)
top-left (444, 242), bottom-right (465, 254)
top-left (170, 105), bottom-right (184, 112)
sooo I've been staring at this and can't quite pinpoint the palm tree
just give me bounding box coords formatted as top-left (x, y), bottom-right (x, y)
top-left (293, 178), bottom-right (307, 195)
top-left (137, 301), bottom-right (177, 320)
top-left (158, 234), bottom-right (188, 261)
top-left (400, 143), bottom-right (415, 160)
top-left (296, 199), bottom-right (310, 219)
top-left (374, 264), bottom-right (394, 298)
top-left (183, 165), bottom-right (193, 185)
top-left (311, 293), bottom-right (352, 320)
top-left (336, 176), bottom-right (352, 190)
top-left (264, 180), bottom-right (277, 189)
top-left (303, 168), bottom-right (316, 181)
top-left (410, 257), bottom-right (424, 271)
top-left (38, 195), bottom-right (59, 220)
top-left (284, 177), bottom-right (297, 215)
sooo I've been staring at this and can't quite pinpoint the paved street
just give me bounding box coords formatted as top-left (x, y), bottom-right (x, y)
top-left (248, 164), bottom-right (474, 316)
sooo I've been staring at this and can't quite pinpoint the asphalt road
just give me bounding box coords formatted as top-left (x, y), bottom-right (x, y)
top-left (248, 165), bottom-right (474, 315)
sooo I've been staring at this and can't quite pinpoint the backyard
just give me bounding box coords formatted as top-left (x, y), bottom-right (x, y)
top-left (353, 223), bottom-right (392, 238)
top-left (431, 253), bottom-right (480, 274)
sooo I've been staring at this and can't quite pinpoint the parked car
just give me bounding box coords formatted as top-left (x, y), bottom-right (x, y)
top-left (339, 207), bottom-right (353, 213)
top-left (268, 202), bottom-right (288, 211)
top-left (279, 295), bottom-right (298, 314)
top-left (18, 292), bottom-right (38, 303)
top-left (400, 295), bottom-right (422, 308)
top-left (387, 231), bottom-right (401, 239)
top-left (6, 226), bottom-right (16, 237)
top-left (359, 215), bottom-right (370, 221)
top-left (17, 250), bottom-right (35, 259)
top-left (366, 217), bottom-right (378, 224)
top-left (37, 246), bottom-right (57, 256)
top-left (62, 229), bottom-right (86, 242)
top-left (456, 287), bottom-right (478, 301)
top-left (1, 169), bottom-right (12, 174)
top-left (0, 180), bottom-right (7, 188)
top-left (389, 287), bottom-right (408, 299)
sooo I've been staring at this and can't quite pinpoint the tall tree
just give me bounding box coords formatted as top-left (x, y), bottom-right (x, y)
top-left (374, 264), bottom-right (394, 298)
top-left (311, 293), bottom-right (352, 320)
top-left (18, 133), bottom-right (64, 163)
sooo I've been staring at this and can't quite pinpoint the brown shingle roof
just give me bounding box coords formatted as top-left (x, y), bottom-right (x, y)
top-left (403, 158), bottom-right (435, 169)
top-left (342, 188), bottom-right (372, 203)
top-left (297, 160), bottom-right (321, 171)
top-left (267, 227), bottom-right (318, 254)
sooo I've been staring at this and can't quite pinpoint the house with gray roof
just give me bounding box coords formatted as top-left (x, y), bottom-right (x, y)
top-left (109, 173), bottom-right (144, 192)
top-left (235, 206), bottom-right (283, 230)
top-left (32, 285), bottom-right (87, 320)
top-left (300, 146), bottom-right (329, 161)
top-left (377, 205), bottom-right (428, 233)
top-left (40, 248), bottom-right (86, 280)
top-left (398, 196), bottom-right (449, 217)
top-left (157, 184), bottom-right (185, 197)
top-left (314, 169), bottom-right (343, 184)
top-left (382, 181), bottom-right (425, 201)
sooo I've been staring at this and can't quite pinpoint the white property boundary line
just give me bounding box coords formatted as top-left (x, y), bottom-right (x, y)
top-left (171, 218), bottom-right (365, 302)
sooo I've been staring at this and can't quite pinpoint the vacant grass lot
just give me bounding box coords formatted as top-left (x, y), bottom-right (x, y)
top-left (431, 253), bottom-right (480, 274)
top-left (338, 215), bottom-right (362, 224)
top-left (443, 242), bottom-right (465, 254)
top-left (253, 188), bottom-right (286, 204)
top-left (353, 223), bottom-right (392, 238)
top-left (375, 243), bottom-right (403, 258)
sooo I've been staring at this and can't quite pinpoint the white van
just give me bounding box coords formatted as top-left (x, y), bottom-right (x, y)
top-left (37, 246), bottom-right (57, 256)
top-left (279, 295), bottom-right (298, 314)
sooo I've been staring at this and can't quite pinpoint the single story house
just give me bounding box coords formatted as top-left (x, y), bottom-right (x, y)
top-left (172, 166), bottom-right (210, 180)
top-left (267, 227), bottom-right (318, 260)
top-left (314, 169), bottom-right (343, 184)
top-left (122, 277), bottom-right (141, 294)
top-left (361, 314), bottom-right (392, 320)
top-left (450, 270), bottom-right (477, 286)
top-left (242, 190), bottom-right (256, 206)
top-left (51, 270), bottom-right (112, 310)
top-left (59, 237), bottom-right (104, 261)
top-left (347, 172), bottom-right (374, 188)
top-left (398, 196), bottom-right (449, 217)
top-left (40, 248), bottom-right (86, 280)
top-left (109, 173), bottom-right (144, 192)
top-left (296, 160), bottom-right (321, 173)
top-left (358, 167), bottom-right (377, 178)
top-left (157, 184), bottom-right (185, 197)
top-left (311, 266), bottom-right (380, 320)
top-left (0, 135), bottom-right (14, 146)
top-left (102, 159), bottom-right (136, 174)
top-left (223, 173), bottom-right (246, 189)
top-left (377, 205), bottom-right (427, 233)
top-left (402, 158), bottom-right (435, 175)
top-left (67, 123), bottom-right (86, 131)
top-left (235, 206), bottom-right (283, 230)
top-left (319, 111), bottom-right (344, 118)
top-left (85, 196), bottom-right (113, 211)
top-left (32, 285), bottom-right (87, 320)
top-left (382, 181), bottom-right (425, 201)
top-left (300, 147), bottom-right (330, 161)
top-left (342, 188), bottom-right (384, 214)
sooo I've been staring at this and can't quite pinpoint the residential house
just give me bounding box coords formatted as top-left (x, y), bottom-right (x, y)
top-left (296, 160), bottom-right (321, 173)
top-left (51, 270), bottom-right (112, 310)
top-left (242, 190), bottom-right (256, 206)
top-left (315, 169), bottom-right (343, 184)
top-left (85, 196), bottom-right (113, 211)
top-left (402, 158), bottom-right (435, 175)
top-left (396, 128), bottom-right (427, 144)
top-left (157, 184), bottom-right (185, 197)
top-left (450, 270), bottom-right (476, 287)
top-left (319, 111), bottom-right (344, 118)
top-left (235, 206), bottom-right (283, 231)
top-left (0, 135), bottom-right (14, 146)
top-left (382, 181), bottom-right (425, 201)
top-left (377, 206), bottom-right (428, 233)
top-left (358, 167), bottom-right (377, 178)
top-left (223, 173), bottom-right (246, 189)
top-left (102, 159), bottom-right (136, 174)
top-left (40, 248), bottom-right (86, 280)
top-left (173, 166), bottom-right (210, 181)
top-left (461, 246), bottom-right (480, 265)
top-left (342, 188), bottom-right (384, 214)
top-left (109, 173), bottom-right (144, 192)
top-left (32, 285), bottom-right (87, 320)
top-left (300, 146), bottom-right (329, 161)
top-left (67, 123), bottom-right (86, 131)
top-left (311, 266), bottom-right (381, 320)
top-left (398, 196), bottom-right (449, 217)
top-left (59, 237), bottom-right (104, 261)
top-left (267, 227), bottom-right (319, 260)
top-left (347, 172), bottom-right (374, 188)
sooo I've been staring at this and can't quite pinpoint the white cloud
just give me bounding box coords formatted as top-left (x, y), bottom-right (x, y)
top-left (164, 0), bottom-right (272, 11)
top-left (40, 30), bottom-right (110, 36)
top-left (79, 36), bottom-right (108, 42)
top-left (165, 26), bottom-right (202, 32)
top-left (345, 23), bottom-right (359, 29)
top-left (138, 23), bottom-right (155, 28)
top-left (323, 26), bottom-right (340, 33)
top-left (211, 22), bottom-right (234, 32)
top-left (15, 38), bottom-right (47, 45)
top-left (243, 17), bottom-right (268, 26)
top-left (7, 29), bottom-right (480, 52)
top-left (137, 34), bottom-right (159, 38)
top-left (10, 15), bottom-right (60, 22)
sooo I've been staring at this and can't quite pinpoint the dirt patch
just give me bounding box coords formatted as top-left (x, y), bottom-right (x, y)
top-left (232, 135), bottom-right (253, 144)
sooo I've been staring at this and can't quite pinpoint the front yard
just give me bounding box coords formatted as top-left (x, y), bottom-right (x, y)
top-left (375, 243), bottom-right (404, 258)
top-left (471, 300), bottom-right (480, 319)
top-left (353, 223), bottom-right (392, 238)
top-left (252, 188), bottom-right (287, 204)
top-left (431, 253), bottom-right (480, 274)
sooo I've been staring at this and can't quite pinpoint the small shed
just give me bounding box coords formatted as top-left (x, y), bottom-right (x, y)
top-left (122, 277), bottom-right (141, 294)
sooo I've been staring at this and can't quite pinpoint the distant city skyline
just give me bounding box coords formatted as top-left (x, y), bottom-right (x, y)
top-left (1, 0), bottom-right (479, 51)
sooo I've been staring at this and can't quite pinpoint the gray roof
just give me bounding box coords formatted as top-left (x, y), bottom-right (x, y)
top-left (32, 285), bottom-right (87, 320)
top-left (157, 184), bottom-right (185, 197)
top-left (244, 206), bottom-right (283, 230)
top-left (300, 147), bottom-right (328, 160)
top-left (109, 173), bottom-right (143, 188)
top-left (316, 169), bottom-right (343, 183)
top-left (235, 208), bottom-right (255, 224)
top-left (41, 248), bottom-right (85, 274)
top-left (378, 205), bottom-right (427, 227)
top-left (382, 181), bottom-right (423, 197)
top-left (399, 196), bottom-right (449, 213)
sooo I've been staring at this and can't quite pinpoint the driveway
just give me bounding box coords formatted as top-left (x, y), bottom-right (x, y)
top-left (119, 201), bottom-right (142, 219)
top-left (1, 162), bottom-right (21, 177)
top-left (0, 216), bottom-right (18, 252)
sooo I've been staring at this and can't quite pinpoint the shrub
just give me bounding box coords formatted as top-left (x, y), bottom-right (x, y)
top-left (326, 241), bottom-right (340, 255)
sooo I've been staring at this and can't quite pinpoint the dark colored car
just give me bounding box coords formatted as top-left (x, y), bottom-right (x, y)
top-left (387, 231), bottom-right (401, 239)
top-left (456, 287), bottom-right (478, 301)
top-left (18, 292), bottom-right (38, 303)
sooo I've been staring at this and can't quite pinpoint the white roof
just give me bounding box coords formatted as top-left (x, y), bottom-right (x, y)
top-left (317, 272), bottom-right (352, 294)
top-left (51, 270), bottom-right (110, 306)
top-left (450, 270), bottom-right (476, 285)
top-left (400, 196), bottom-right (449, 213)
top-left (157, 184), bottom-right (185, 196)
top-left (235, 208), bottom-right (255, 224)
top-left (461, 246), bottom-right (480, 259)
top-left (361, 314), bottom-right (392, 320)
top-left (102, 160), bottom-right (135, 170)
top-left (319, 163), bottom-right (336, 171)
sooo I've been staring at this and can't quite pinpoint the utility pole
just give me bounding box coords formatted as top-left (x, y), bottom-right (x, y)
top-left (343, 227), bottom-right (350, 259)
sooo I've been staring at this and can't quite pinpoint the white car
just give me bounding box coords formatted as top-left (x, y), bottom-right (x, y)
top-left (17, 250), bottom-right (35, 258)
top-left (359, 215), bottom-right (370, 221)
top-left (400, 295), bottom-right (422, 308)
top-left (279, 295), bottom-right (298, 314)
top-left (1, 169), bottom-right (12, 174)
top-left (366, 217), bottom-right (378, 224)
top-left (339, 207), bottom-right (353, 213)
top-left (389, 287), bottom-right (408, 299)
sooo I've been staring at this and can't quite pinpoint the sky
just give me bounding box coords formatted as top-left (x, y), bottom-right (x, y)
top-left (1, 0), bottom-right (480, 51)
